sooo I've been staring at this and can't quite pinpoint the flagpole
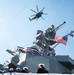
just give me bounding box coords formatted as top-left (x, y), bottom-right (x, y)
top-left (65, 30), bottom-right (74, 37)
top-left (53, 43), bottom-right (59, 49)
top-left (53, 30), bottom-right (74, 48)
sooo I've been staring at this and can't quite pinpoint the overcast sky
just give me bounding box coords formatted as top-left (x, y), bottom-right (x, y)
top-left (0, 0), bottom-right (74, 63)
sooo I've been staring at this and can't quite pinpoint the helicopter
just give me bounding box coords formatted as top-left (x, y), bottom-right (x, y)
top-left (29, 5), bottom-right (47, 21)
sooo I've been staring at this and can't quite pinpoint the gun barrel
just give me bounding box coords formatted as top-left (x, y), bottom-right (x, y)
top-left (51, 21), bottom-right (66, 32)
top-left (6, 49), bottom-right (15, 56)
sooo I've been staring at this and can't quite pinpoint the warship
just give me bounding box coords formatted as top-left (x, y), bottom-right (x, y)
top-left (0, 21), bottom-right (74, 74)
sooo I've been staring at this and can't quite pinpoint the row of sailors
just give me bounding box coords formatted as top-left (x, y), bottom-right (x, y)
top-left (0, 63), bottom-right (49, 74)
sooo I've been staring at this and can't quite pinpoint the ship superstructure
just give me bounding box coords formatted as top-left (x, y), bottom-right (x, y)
top-left (1, 21), bottom-right (74, 74)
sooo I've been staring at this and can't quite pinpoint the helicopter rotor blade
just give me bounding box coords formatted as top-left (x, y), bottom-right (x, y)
top-left (40, 7), bottom-right (45, 12)
top-left (36, 5), bottom-right (39, 12)
top-left (41, 16), bottom-right (44, 20)
top-left (31, 14), bottom-right (36, 17)
top-left (30, 9), bottom-right (37, 13)
top-left (43, 13), bottom-right (48, 15)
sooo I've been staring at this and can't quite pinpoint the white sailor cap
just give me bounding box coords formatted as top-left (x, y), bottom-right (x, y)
top-left (16, 67), bottom-right (20, 71)
top-left (23, 67), bottom-right (28, 70)
top-left (38, 63), bottom-right (45, 67)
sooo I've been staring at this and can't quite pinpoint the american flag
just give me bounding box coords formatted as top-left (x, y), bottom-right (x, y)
top-left (55, 36), bottom-right (68, 45)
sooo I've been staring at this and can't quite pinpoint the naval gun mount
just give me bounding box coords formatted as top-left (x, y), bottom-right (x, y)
top-left (35, 21), bottom-right (66, 56)
top-left (2, 21), bottom-right (74, 73)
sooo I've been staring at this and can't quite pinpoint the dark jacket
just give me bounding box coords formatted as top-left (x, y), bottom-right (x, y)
top-left (37, 67), bottom-right (49, 73)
